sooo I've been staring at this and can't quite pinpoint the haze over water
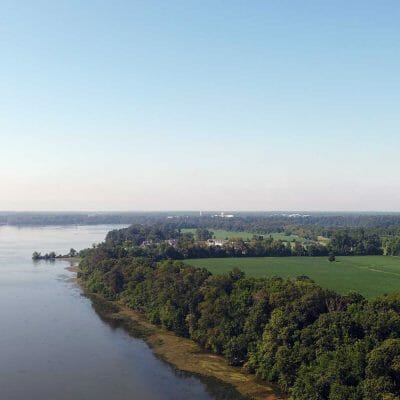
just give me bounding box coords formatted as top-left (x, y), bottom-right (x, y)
top-left (0, 225), bottom-right (238, 400)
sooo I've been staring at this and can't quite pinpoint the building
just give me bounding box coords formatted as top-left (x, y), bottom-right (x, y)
top-left (166, 239), bottom-right (178, 247)
top-left (206, 239), bottom-right (227, 247)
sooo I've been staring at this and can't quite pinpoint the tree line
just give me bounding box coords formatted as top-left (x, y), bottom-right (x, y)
top-left (104, 224), bottom-right (384, 259)
top-left (32, 248), bottom-right (78, 260)
top-left (4, 212), bottom-right (400, 234)
top-left (155, 214), bottom-right (400, 240)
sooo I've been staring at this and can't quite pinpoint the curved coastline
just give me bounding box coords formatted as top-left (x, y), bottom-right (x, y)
top-left (72, 265), bottom-right (285, 400)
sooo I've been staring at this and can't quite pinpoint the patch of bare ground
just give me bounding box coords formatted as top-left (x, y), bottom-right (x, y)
top-left (83, 287), bottom-right (286, 400)
top-left (59, 256), bottom-right (81, 263)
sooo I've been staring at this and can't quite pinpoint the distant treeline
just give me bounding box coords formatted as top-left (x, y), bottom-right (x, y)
top-left (0, 212), bottom-right (142, 226)
top-left (104, 224), bottom-right (383, 258)
top-left (169, 215), bottom-right (400, 241)
top-left (80, 238), bottom-right (400, 400)
top-left (3, 212), bottom-right (400, 233)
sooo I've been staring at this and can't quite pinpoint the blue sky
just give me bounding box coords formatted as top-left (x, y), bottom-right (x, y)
top-left (1, 1), bottom-right (399, 211)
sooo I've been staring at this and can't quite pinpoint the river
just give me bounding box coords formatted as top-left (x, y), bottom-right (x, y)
top-left (0, 225), bottom-right (243, 400)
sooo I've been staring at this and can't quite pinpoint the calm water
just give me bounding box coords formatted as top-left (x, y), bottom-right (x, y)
top-left (0, 225), bottom-right (241, 400)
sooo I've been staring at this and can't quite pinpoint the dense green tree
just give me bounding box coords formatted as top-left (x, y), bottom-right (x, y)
top-left (364, 339), bottom-right (400, 399)
top-left (384, 237), bottom-right (400, 256)
top-left (69, 248), bottom-right (77, 257)
top-left (195, 228), bottom-right (214, 241)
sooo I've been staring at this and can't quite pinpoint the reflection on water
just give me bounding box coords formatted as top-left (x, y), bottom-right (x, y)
top-left (0, 225), bottom-right (244, 400)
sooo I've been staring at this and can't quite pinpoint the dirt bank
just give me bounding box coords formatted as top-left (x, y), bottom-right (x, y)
top-left (81, 288), bottom-right (286, 400)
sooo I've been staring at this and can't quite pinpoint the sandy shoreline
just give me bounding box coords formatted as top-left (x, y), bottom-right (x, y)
top-left (59, 257), bottom-right (81, 263)
top-left (70, 265), bottom-right (285, 400)
top-left (115, 304), bottom-right (285, 400)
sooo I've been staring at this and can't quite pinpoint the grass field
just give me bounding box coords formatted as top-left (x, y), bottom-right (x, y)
top-left (186, 256), bottom-right (400, 299)
top-left (181, 228), bottom-right (301, 242)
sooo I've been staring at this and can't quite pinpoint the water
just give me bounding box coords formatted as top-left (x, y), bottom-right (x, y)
top-left (0, 225), bottom-right (241, 400)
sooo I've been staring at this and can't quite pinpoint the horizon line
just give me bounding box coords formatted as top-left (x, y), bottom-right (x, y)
top-left (1, 210), bottom-right (400, 214)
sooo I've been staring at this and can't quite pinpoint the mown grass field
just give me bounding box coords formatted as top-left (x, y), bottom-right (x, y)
top-left (181, 228), bottom-right (301, 242)
top-left (186, 256), bottom-right (400, 299)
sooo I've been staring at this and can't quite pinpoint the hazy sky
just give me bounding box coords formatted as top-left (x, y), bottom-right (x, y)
top-left (1, 1), bottom-right (400, 211)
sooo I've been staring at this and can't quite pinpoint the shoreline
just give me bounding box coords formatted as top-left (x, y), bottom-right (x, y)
top-left (72, 268), bottom-right (285, 400)
top-left (60, 256), bottom-right (81, 264)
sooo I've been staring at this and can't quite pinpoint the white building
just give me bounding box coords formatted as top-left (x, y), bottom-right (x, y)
top-left (206, 239), bottom-right (227, 247)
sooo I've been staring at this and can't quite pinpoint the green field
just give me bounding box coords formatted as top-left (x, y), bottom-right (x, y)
top-left (181, 228), bottom-right (301, 242)
top-left (186, 256), bottom-right (400, 299)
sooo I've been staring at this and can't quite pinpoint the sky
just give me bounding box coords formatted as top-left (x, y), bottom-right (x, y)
top-left (1, 0), bottom-right (400, 211)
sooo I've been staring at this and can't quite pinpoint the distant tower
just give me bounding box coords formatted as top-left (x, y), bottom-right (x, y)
top-left (199, 211), bottom-right (202, 217)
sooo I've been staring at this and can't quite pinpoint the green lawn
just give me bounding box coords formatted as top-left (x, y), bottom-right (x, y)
top-left (181, 228), bottom-right (301, 242)
top-left (186, 256), bottom-right (400, 299)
